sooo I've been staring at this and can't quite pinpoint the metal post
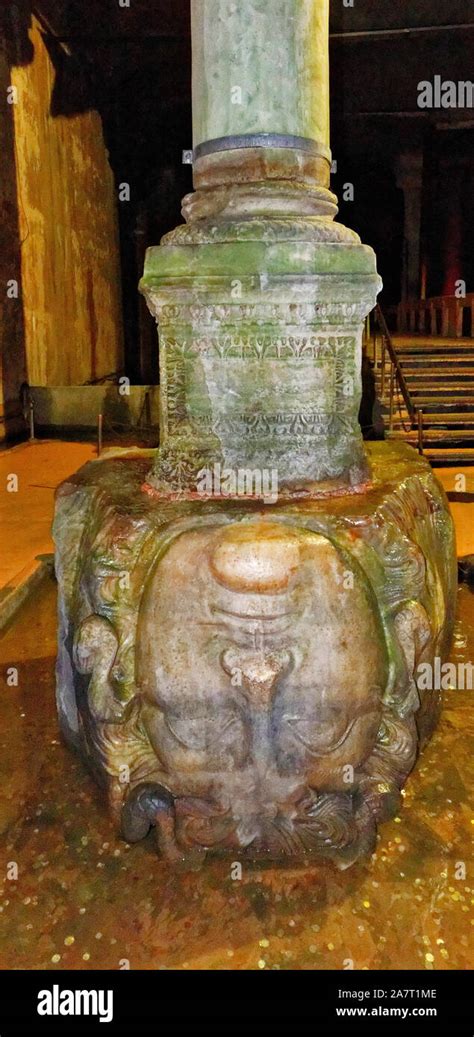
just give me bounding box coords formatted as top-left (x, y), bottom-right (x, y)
top-left (29, 398), bottom-right (35, 442)
top-left (380, 337), bottom-right (386, 397)
top-left (97, 413), bottom-right (103, 457)
top-left (417, 408), bottom-right (424, 455)
top-left (389, 366), bottom-right (395, 432)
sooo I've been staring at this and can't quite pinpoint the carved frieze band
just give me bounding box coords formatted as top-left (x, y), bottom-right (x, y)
top-left (163, 331), bottom-right (359, 437)
top-left (163, 332), bottom-right (357, 361)
top-left (158, 302), bottom-right (368, 324)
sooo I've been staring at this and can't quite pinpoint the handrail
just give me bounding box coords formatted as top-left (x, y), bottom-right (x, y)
top-left (417, 408), bottom-right (424, 455)
top-left (398, 293), bottom-right (474, 338)
top-left (374, 305), bottom-right (417, 426)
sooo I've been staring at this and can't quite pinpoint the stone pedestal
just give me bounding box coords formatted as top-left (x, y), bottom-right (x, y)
top-left (54, 0), bottom-right (457, 866)
top-left (54, 444), bottom-right (456, 865)
top-left (140, 227), bottom-right (379, 496)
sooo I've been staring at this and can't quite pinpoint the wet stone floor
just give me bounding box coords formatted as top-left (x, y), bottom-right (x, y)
top-left (0, 575), bottom-right (473, 971)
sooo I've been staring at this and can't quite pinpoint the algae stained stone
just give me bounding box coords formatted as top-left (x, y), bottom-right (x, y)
top-left (54, 0), bottom-right (457, 866)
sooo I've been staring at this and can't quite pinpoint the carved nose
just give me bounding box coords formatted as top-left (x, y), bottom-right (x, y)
top-left (222, 647), bottom-right (291, 703)
top-left (222, 647), bottom-right (291, 778)
top-left (210, 523), bottom-right (300, 593)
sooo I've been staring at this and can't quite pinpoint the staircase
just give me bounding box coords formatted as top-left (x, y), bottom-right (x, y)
top-left (373, 308), bottom-right (474, 466)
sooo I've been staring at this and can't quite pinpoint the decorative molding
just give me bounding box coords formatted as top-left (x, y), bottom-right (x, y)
top-left (158, 302), bottom-right (367, 324)
top-left (162, 218), bottom-right (359, 247)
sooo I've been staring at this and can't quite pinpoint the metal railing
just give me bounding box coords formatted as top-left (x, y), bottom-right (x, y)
top-left (398, 293), bottom-right (474, 338)
top-left (369, 306), bottom-right (425, 454)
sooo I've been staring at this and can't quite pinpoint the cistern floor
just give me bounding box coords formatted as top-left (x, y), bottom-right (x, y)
top-left (0, 576), bottom-right (472, 971)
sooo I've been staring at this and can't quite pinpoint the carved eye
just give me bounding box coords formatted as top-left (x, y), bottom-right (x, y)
top-left (283, 711), bottom-right (354, 755)
top-left (165, 712), bottom-right (242, 751)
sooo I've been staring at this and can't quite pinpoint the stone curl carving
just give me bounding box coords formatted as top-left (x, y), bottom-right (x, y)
top-left (162, 217), bottom-right (360, 247)
top-left (73, 616), bottom-right (121, 723)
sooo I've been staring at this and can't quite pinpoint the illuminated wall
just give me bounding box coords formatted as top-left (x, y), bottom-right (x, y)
top-left (10, 16), bottom-right (124, 386)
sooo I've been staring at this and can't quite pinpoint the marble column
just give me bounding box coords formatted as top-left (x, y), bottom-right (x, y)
top-left (441, 159), bottom-right (464, 299)
top-left (396, 151), bottom-right (423, 303)
top-left (191, 0), bottom-right (330, 192)
top-left (54, 0), bottom-right (457, 868)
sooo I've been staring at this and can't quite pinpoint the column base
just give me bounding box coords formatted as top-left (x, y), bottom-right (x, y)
top-left (140, 226), bottom-right (381, 495)
top-left (53, 442), bottom-right (457, 868)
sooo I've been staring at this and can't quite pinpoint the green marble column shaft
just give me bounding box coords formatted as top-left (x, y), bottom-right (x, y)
top-left (192, 0), bottom-right (330, 155)
top-left (190, 0), bottom-right (331, 192)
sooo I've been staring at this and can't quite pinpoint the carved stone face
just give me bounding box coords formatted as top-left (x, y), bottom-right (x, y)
top-left (54, 445), bottom-right (456, 863)
top-left (137, 521), bottom-right (387, 853)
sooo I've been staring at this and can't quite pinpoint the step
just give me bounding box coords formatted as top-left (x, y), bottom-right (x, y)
top-left (395, 356), bottom-right (474, 365)
top-left (380, 399), bottom-right (474, 413)
top-left (408, 382), bottom-right (474, 390)
top-left (389, 429), bottom-right (474, 443)
top-left (406, 382), bottom-right (474, 392)
top-left (401, 370), bottom-right (474, 380)
top-left (377, 376), bottom-right (474, 389)
top-left (379, 371), bottom-right (474, 383)
top-left (375, 367), bottom-right (474, 378)
top-left (393, 350), bottom-right (474, 361)
top-left (379, 394), bottom-right (474, 406)
top-left (392, 337), bottom-right (474, 352)
top-left (397, 345), bottom-right (474, 353)
top-left (387, 437), bottom-right (474, 465)
top-left (379, 398), bottom-right (474, 410)
top-left (409, 389), bottom-right (474, 399)
top-left (401, 377), bottom-right (474, 387)
top-left (388, 413), bottom-right (474, 426)
top-left (424, 447), bottom-right (474, 465)
top-left (377, 365), bottom-right (474, 381)
top-left (400, 360), bottom-right (474, 369)
top-left (396, 348), bottom-right (472, 356)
